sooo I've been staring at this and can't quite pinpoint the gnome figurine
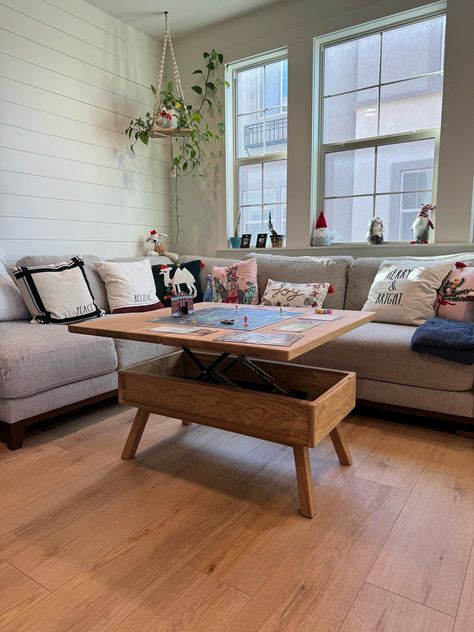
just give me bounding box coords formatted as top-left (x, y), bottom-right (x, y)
top-left (411, 204), bottom-right (435, 244)
top-left (311, 210), bottom-right (332, 246)
top-left (367, 216), bottom-right (384, 245)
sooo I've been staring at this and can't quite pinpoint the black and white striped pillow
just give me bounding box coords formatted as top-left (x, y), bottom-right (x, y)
top-left (12, 256), bottom-right (103, 324)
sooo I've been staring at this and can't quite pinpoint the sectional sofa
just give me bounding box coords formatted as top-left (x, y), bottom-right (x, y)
top-left (1, 250), bottom-right (472, 449)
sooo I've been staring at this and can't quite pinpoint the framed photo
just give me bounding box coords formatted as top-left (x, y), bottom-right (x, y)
top-left (240, 234), bottom-right (251, 248)
top-left (256, 233), bottom-right (268, 248)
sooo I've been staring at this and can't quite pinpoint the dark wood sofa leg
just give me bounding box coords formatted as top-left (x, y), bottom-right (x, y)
top-left (3, 421), bottom-right (26, 450)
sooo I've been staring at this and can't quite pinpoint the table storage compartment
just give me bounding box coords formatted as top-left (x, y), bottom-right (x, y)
top-left (119, 351), bottom-right (355, 447)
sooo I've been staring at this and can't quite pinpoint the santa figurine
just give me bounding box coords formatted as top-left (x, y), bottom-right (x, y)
top-left (311, 210), bottom-right (332, 246)
top-left (411, 204), bottom-right (435, 244)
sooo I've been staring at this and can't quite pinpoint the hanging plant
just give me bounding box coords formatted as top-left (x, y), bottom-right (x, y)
top-left (124, 14), bottom-right (225, 241)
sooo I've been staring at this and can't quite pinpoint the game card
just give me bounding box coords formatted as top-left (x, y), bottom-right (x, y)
top-left (214, 331), bottom-right (303, 347)
top-left (302, 314), bottom-right (344, 322)
top-left (148, 326), bottom-right (217, 336)
top-left (274, 320), bottom-right (323, 332)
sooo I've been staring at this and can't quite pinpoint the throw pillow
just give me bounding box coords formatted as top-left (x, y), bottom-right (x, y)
top-left (0, 251), bottom-right (30, 321)
top-left (152, 260), bottom-right (203, 307)
top-left (362, 259), bottom-right (454, 325)
top-left (0, 277), bottom-right (31, 321)
top-left (260, 279), bottom-right (332, 308)
top-left (12, 256), bottom-right (103, 324)
top-left (96, 259), bottom-right (163, 313)
top-left (212, 258), bottom-right (258, 304)
top-left (436, 262), bottom-right (474, 322)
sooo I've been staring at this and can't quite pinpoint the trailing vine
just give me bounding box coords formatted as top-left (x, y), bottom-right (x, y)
top-left (125, 49), bottom-right (226, 242)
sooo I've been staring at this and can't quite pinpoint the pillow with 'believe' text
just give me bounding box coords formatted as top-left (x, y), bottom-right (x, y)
top-left (362, 260), bottom-right (454, 325)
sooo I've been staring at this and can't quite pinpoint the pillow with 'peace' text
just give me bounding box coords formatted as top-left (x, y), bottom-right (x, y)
top-left (362, 260), bottom-right (454, 325)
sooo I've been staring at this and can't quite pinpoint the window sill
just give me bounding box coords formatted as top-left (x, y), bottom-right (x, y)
top-left (217, 242), bottom-right (474, 258)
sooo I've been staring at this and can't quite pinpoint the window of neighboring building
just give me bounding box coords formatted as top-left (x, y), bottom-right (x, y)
top-left (226, 51), bottom-right (288, 239)
top-left (315, 10), bottom-right (446, 242)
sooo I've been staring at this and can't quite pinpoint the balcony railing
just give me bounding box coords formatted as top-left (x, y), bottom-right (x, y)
top-left (244, 117), bottom-right (288, 150)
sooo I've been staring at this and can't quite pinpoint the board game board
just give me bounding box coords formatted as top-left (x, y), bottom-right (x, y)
top-left (150, 306), bottom-right (302, 331)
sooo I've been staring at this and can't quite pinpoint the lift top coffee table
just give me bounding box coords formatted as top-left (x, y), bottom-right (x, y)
top-left (70, 303), bottom-right (373, 518)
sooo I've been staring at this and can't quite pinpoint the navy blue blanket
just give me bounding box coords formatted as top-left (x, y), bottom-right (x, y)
top-left (411, 318), bottom-right (474, 365)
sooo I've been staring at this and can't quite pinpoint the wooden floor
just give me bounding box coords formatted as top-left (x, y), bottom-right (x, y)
top-left (0, 404), bottom-right (473, 631)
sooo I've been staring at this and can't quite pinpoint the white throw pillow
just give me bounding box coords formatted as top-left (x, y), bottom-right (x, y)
top-left (12, 256), bottom-right (103, 324)
top-left (0, 260), bottom-right (30, 320)
top-left (96, 259), bottom-right (163, 313)
top-left (260, 279), bottom-right (331, 309)
top-left (363, 260), bottom-right (454, 325)
top-left (0, 246), bottom-right (29, 320)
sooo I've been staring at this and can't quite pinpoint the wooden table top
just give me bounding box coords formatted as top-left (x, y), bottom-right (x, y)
top-left (69, 303), bottom-right (374, 362)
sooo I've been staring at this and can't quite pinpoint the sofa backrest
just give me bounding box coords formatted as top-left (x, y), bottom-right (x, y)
top-left (12, 250), bottom-right (473, 315)
top-left (15, 254), bottom-right (109, 312)
top-left (182, 252), bottom-right (353, 309)
top-left (242, 252), bottom-right (353, 309)
top-left (345, 252), bottom-right (474, 310)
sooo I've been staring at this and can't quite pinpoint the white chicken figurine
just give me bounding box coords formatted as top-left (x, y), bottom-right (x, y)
top-left (411, 204), bottom-right (435, 244)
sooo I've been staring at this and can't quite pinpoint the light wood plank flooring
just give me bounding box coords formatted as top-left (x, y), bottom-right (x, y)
top-left (0, 404), bottom-right (473, 631)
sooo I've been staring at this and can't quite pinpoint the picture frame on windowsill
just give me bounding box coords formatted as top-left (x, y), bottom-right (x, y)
top-left (256, 233), bottom-right (268, 248)
top-left (240, 234), bottom-right (252, 248)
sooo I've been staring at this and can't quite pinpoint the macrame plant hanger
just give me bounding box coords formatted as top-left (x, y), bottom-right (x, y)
top-left (149, 11), bottom-right (192, 138)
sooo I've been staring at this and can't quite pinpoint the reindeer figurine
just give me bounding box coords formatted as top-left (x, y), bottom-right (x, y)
top-left (144, 229), bottom-right (179, 263)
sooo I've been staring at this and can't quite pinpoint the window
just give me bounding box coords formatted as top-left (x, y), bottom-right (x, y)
top-left (226, 51), bottom-right (288, 239)
top-left (316, 10), bottom-right (446, 242)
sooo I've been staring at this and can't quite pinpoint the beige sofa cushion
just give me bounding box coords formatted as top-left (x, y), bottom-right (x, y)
top-left (243, 252), bottom-right (353, 309)
top-left (0, 322), bottom-right (117, 399)
top-left (345, 253), bottom-right (474, 310)
top-left (114, 340), bottom-right (179, 369)
top-left (0, 373), bottom-right (118, 424)
top-left (16, 254), bottom-right (109, 313)
top-left (299, 322), bottom-right (473, 392)
top-left (356, 379), bottom-right (474, 419)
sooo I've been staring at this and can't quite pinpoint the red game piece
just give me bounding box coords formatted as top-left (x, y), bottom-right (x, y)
top-left (243, 316), bottom-right (249, 327)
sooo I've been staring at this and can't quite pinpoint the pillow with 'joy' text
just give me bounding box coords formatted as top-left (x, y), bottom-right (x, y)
top-left (260, 279), bottom-right (332, 309)
top-left (362, 260), bottom-right (454, 325)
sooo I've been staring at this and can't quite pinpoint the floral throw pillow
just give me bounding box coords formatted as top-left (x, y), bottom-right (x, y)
top-left (436, 263), bottom-right (474, 322)
top-left (212, 259), bottom-right (258, 304)
top-left (260, 279), bottom-right (332, 308)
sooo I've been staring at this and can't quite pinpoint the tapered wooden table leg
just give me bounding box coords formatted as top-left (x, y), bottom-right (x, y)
top-left (121, 409), bottom-right (150, 459)
top-left (330, 425), bottom-right (353, 466)
top-left (293, 446), bottom-right (316, 518)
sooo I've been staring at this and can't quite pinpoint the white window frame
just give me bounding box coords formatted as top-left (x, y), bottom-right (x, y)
top-left (225, 48), bottom-right (288, 241)
top-left (311, 1), bottom-right (446, 244)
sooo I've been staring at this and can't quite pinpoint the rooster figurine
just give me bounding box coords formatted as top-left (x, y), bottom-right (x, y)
top-left (411, 204), bottom-right (435, 244)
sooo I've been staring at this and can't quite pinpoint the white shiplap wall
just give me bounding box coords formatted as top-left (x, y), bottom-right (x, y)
top-left (0, 0), bottom-right (170, 260)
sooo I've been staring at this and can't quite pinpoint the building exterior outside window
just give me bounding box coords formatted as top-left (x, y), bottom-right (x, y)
top-left (226, 51), bottom-right (288, 240)
top-left (316, 12), bottom-right (446, 242)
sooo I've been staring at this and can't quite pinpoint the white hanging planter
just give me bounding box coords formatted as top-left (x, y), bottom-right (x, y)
top-left (149, 126), bottom-right (192, 138)
top-left (149, 13), bottom-right (192, 139)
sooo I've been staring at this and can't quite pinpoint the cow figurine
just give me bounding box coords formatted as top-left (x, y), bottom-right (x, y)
top-left (411, 204), bottom-right (435, 244)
